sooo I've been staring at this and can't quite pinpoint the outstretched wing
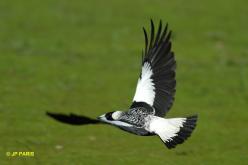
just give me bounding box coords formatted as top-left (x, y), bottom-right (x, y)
top-left (46, 112), bottom-right (101, 125)
top-left (131, 20), bottom-right (176, 117)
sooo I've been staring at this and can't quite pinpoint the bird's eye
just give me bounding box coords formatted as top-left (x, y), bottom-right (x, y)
top-left (105, 112), bottom-right (114, 121)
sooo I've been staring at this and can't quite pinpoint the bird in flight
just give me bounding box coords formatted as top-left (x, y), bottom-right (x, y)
top-left (47, 19), bottom-right (197, 149)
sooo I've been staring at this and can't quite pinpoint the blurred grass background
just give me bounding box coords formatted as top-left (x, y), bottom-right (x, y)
top-left (0, 0), bottom-right (248, 164)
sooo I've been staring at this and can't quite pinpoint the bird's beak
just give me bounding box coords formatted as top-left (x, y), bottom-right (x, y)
top-left (97, 115), bottom-right (105, 121)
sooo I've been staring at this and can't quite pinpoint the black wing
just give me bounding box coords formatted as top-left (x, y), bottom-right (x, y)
top-left (46, 112), bottom-right (101, 125)
top-left (131, 19), bottom-right (176, 117)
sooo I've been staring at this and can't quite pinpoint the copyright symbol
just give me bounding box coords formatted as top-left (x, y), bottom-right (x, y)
top-left (6, 152), bottom-right (11, 157)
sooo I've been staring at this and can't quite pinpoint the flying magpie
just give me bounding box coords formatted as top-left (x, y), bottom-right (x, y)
top-left (98, 20), bottom-right (198, 148)
top-left (47, 20), bottom-right (198, 149)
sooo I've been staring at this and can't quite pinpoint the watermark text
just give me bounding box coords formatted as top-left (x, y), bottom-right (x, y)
top-left (6, 151), bottom-right (34, 157)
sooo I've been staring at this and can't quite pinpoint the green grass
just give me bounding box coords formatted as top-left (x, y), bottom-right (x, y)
top-left (1, 0), bottom-right (248, 164)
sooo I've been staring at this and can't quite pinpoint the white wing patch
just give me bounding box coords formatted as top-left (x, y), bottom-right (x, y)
top-left (148, 116), bottom-right (186, 142)
top-left (133, 62), bottom-right (155, 106)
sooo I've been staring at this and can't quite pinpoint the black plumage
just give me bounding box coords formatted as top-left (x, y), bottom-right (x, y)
top-left (131, 19), bottom-right (176, 117)
top-left (46, 112), bottom-right (100, 125)
top-left (164, 115), bottom-right (198, 149)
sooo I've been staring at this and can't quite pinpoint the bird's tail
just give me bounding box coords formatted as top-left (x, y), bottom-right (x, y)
top-left (150, 115), bottom-right (197, 149)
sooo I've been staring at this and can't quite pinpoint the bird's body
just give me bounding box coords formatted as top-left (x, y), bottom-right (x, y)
top-left (48, 19), bottom-right (198, 149)
top-left (100, 104), bottom-right (154, 136)
top-left (98, 20), bottom-right (198, 149)
top-left (99, 102), bottom-right (197, 148)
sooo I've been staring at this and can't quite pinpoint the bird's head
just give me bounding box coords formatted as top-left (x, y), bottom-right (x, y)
top-left (97, 111), bottom-right (123, 123)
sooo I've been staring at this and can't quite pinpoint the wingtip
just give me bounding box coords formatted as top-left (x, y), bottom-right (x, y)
top-left (46, 111), bottom-right (52, 116)
top-left (150, 18), bottom-right (154, 24)
top-left (150, 19), bottom-right (155, 31)
top-left (165, 22), bottom-right (168, 28)
top-left (143, 27), bottom-right (148, 54)
top-left (159, 19), bottom-right (162, 26)
top-left (142, 26), bottom-right (146, 33)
